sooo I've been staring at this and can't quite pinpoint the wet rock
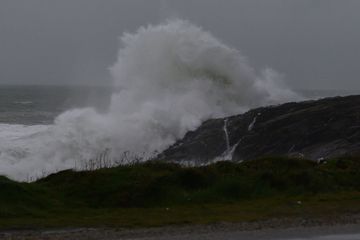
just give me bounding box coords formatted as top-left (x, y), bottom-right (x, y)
top-left (159, 95), bottom-right (360, 163)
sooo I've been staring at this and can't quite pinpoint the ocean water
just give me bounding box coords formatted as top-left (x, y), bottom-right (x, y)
top-left (0, 86), bottom-right (356, 126)
top-left (0, 85), bottom-right (112, 125)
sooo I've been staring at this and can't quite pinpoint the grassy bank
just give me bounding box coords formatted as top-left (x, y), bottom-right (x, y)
top-left (0, 157), bottom-right (360, 229)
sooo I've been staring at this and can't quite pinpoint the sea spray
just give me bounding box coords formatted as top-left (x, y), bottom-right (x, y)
top-left (0, 20), bottom-right (299, 181)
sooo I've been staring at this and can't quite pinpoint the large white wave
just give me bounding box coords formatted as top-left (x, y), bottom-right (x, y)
top-left (0, 20), bottom-right (299, 181)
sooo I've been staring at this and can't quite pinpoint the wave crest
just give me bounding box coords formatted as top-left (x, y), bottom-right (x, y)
top-left (0, 20), bottom-right (299, 180)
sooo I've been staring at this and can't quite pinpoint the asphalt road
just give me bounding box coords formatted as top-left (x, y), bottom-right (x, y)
top-left (1, 224), bottom-right (360, 240)
top-left (123, 225), bottom-right (360, 240)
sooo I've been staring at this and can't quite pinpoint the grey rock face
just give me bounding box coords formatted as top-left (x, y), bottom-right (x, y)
top-left (159, 95), bottom-right (360, 163)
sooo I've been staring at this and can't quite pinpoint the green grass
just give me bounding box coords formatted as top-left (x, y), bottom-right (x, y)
top-left (0, 156), bottom-right (360, 229)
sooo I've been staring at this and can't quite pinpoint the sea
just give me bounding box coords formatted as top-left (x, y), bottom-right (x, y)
top-left (0, 85), bottom-right (358, 126)
top-left (0, 85), bottom-right (113, 125)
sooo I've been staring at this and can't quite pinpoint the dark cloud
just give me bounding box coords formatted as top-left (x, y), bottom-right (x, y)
top-left (0, 0), bottom-right (359, 90)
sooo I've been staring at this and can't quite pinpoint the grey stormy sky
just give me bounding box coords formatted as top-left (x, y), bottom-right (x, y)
top-left (0, 0), bottom-right (359, 90)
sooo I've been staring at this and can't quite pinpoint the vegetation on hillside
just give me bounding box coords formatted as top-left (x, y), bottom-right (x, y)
top-left (0, 156), bottom-right (359, 229)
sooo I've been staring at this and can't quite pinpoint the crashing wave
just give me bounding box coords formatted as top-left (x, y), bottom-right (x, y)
top-left (0, 20), bottom-right (299, 181)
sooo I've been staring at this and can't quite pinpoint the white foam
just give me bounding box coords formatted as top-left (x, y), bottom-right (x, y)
top-left (0, 20), bottom-right (299, 181)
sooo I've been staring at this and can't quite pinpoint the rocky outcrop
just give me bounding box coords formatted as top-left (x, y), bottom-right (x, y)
top-left (159, 95), bottom-right (360, 163)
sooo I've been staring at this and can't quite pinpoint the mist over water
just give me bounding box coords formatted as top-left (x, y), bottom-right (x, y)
top-left (0, 20), bottom-right (299, 181)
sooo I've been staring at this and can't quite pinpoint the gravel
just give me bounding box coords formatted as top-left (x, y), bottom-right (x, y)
top-left (1, 214), bottom-right (359, 240)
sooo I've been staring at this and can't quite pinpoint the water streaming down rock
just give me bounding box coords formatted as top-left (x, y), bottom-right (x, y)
top-left (210, 118), bottom-right (237, 162)
top-left (223, 119), bottom-right (230, 152)
top-left (248, 115), bottom-right (258, 131)
top-left (219, 141), bottom-right (240, 162)
top-left (219, 118), bottom-right (242, 161)
top-left (0, 20), bottom-right (298, 181)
